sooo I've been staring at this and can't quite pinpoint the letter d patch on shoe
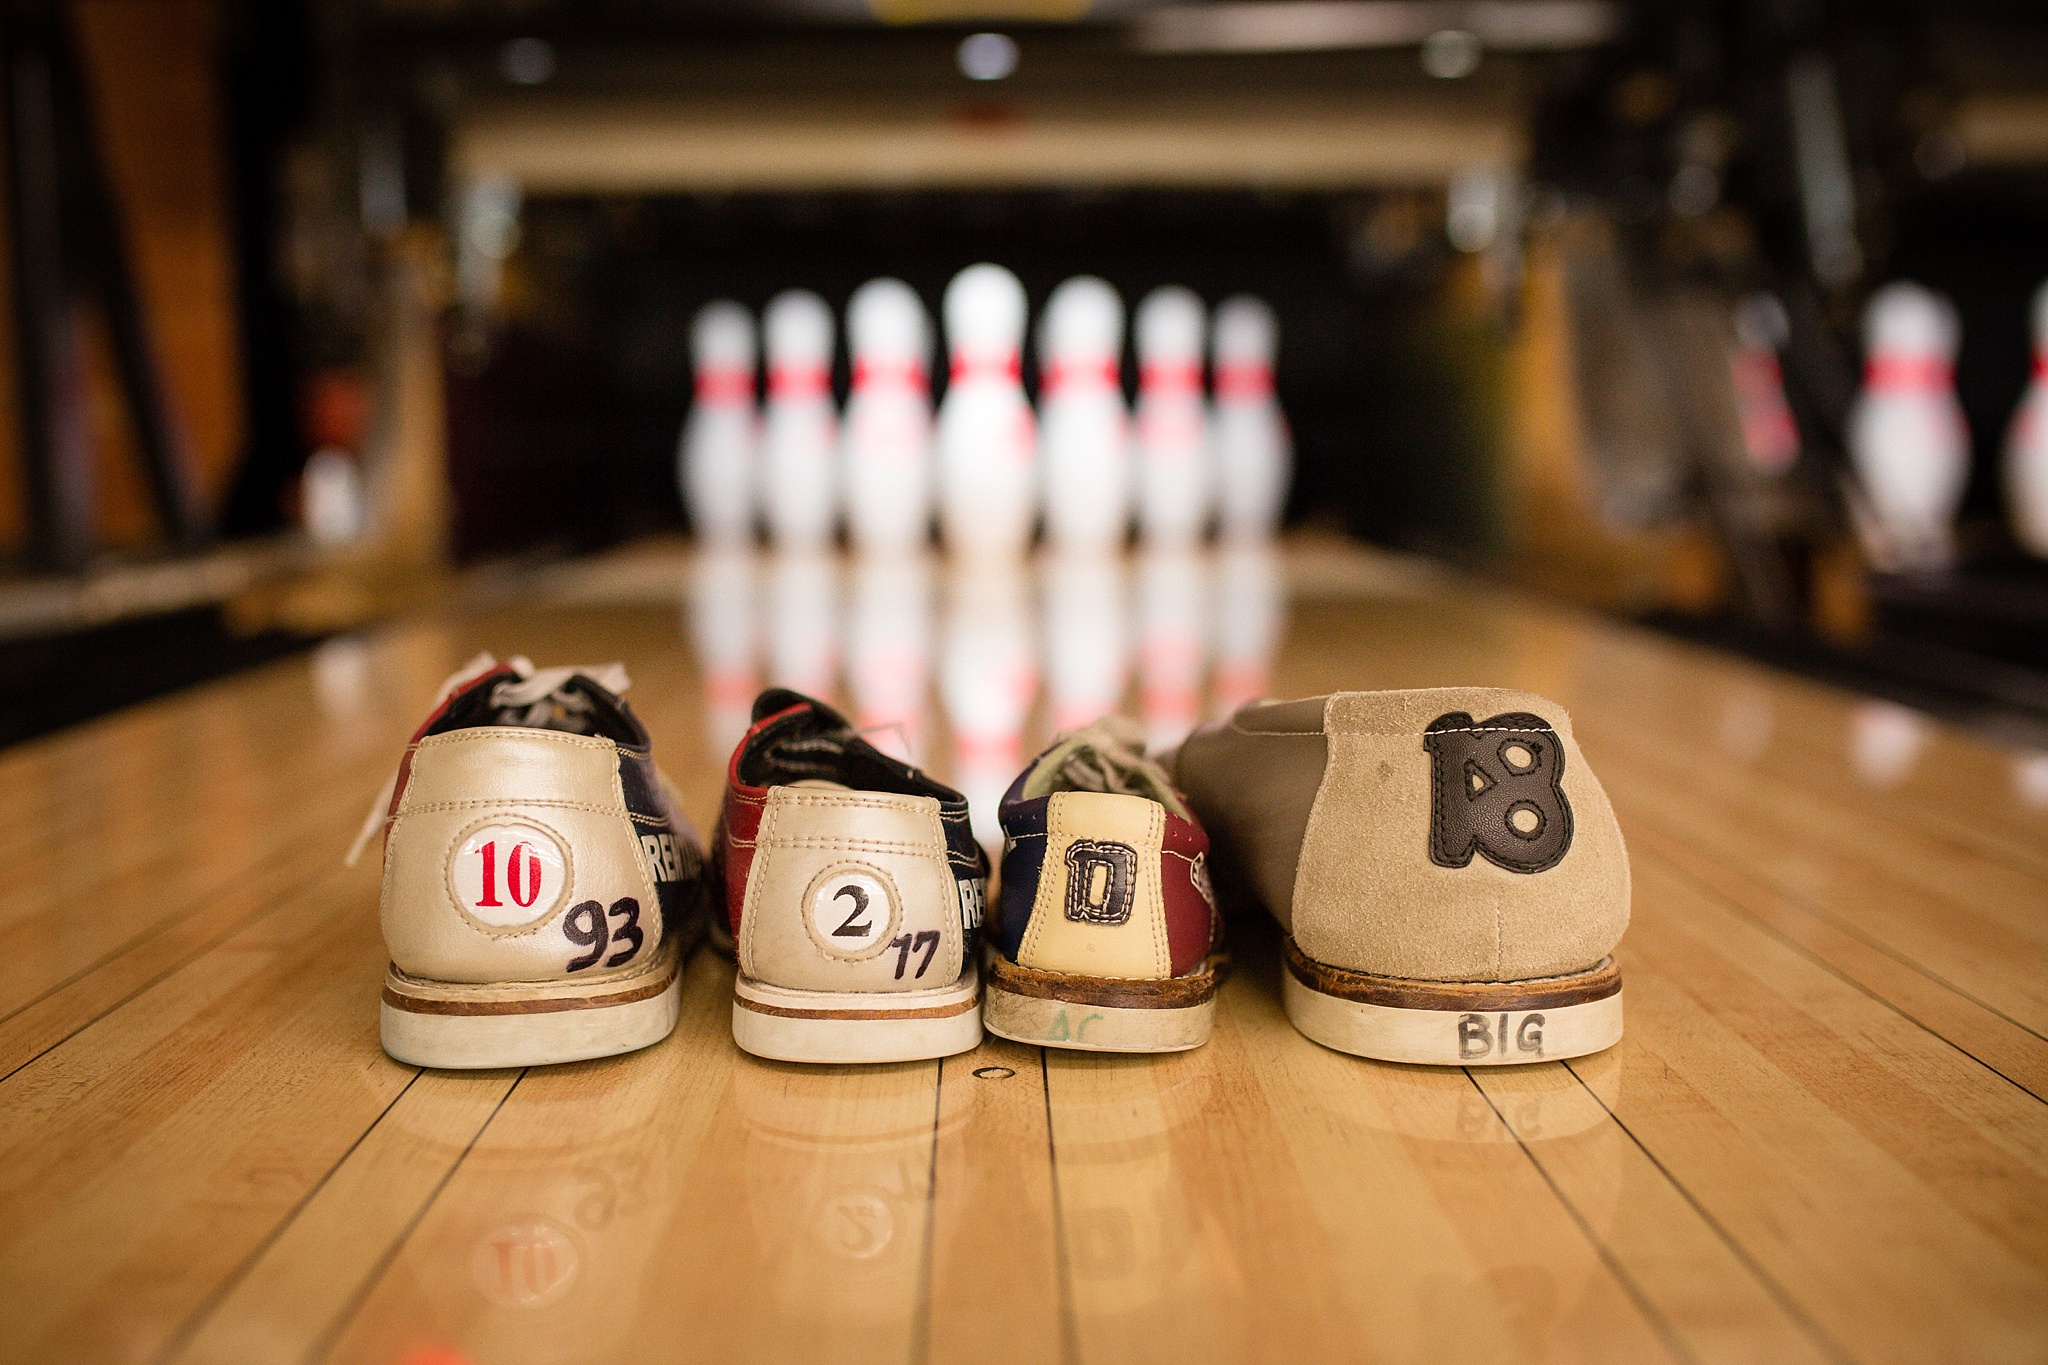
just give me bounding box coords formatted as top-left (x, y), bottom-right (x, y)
top-left (1423, 712), bottom-right (1573, 873)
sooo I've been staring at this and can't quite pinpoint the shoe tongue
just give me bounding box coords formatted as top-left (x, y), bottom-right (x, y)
top-left (1027, 718), bottom-right (1188, 818)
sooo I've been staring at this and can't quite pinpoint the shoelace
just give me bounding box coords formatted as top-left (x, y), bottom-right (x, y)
top-left (1053, 714), bottom-right (1159, 799)
top-left (344, 652), bottom-right (631, 867)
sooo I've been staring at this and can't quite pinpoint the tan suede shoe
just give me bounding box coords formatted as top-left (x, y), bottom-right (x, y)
top-left (1173, 690), bottom-right (1627, 1065)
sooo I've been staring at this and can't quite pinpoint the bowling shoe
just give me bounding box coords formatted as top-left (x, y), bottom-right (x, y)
top-left (713, 689), bottom-right (988, 1063)
top-left (350, 654), bottom-right (707, 1069)
top-left (1173, 691), bottom-right (1628, 1065)
top-left (984, 717), bottom-right (1225, 1053)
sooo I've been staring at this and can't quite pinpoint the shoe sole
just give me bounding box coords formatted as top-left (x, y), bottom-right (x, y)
top-left (982, 953), bottom-right (1226, 1053)
top-left (381, 934), bottom-right (686, 1069)
top-left (1282, 935), bottom-right (1621, 1066)
top-left (731, 961), bottom-right (983, 1064)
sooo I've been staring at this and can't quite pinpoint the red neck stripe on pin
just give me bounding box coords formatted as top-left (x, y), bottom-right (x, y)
top-left (950, 353), bottom-right (1021, 384)
top-left (1141, 360), bottom-right (1204, 394)
top-left (1863, 355), bottom-right (1953, 393)
top-left (1040, 358), bottom-right (1121, 394)
top-left (2036, 353), bottom-right (2048, 380)
top-left (1213, 362), bottom-right (1273, 399)
top-left (768, 365), bottom-right (832, 398)
top-left (852, 359), bottom-right (929, 393)
top-left (695, 369), bottom-right (755, 402)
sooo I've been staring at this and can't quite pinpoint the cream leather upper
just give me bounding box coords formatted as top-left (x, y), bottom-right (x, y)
top-left (737, 787), bottom-right (969, 993)
top-left (1016, 790), bottom-right (1176, 980)
top-left (381, 728), bottom-right (665, 984)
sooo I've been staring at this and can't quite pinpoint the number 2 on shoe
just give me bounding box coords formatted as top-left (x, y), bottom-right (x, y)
top-left (713, 689), bottom-right (989, 1064)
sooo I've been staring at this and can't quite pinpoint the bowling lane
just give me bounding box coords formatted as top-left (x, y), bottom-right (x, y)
top-left (0, 537), bottom-right (2044, 1365)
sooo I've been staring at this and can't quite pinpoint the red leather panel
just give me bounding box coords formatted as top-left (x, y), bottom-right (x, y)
top-left (721, 788), bottom-right (765, 936)
top-left (1160, 811), bottom-right (1215, 976)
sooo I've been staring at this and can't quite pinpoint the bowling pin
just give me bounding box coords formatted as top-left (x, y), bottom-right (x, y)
top-left (1848, 282), bottom-right (1969, 571)
top-left (1210, 295), bottom-right (1291, 541)
top-left (847, 552), bottom-right (933, 764)
top-left (302, 446), bottom-right (367, 546)
top-left (2003, 280), bottom-right (2048, 557)
top-left (766, 551), bottom-right (839, 700)
top-left (843, 279), bottom-right (936, 555)
top-left (941, 563), bottom-right (1037, 848)
top-left (937, 265), bottom-right (1037, 559)
top-left (1042, 552), bottom-right (1130, 733)
top-left (680, 301), bottom-right (758, 546)
top-left (1137, 547), bottom-right (1208, 753)
top-left (1730, 293), bottom-right (1801, 477)
top-left (761, 290), bottom-right (839, 551)
top-left (689, 545), bottom-right (759, 754)
top-left (1037, 277), bottom-right (1131, 552)
top-left (1134, 287), bottom-right (1213, 547)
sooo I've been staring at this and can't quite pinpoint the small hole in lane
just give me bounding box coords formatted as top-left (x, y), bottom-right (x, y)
top-left (973, 1066), bottom-right (1016, 1080)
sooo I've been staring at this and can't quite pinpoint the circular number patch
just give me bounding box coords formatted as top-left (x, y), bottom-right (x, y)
top-left (803, 863), bottom-right (900, 960)
top-left (448, 818), bottom-right (572, 931)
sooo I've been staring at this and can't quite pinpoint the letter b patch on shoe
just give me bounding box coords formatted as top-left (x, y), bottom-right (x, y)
top-left (1423, 712), bottom-right (1574, 874)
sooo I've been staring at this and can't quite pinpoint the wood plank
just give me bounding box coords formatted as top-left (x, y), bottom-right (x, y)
top-left (1604, 853), bottom-right (2048, 1364)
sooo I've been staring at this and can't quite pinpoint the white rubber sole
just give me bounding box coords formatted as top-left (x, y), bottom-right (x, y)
top-left (984, 988), bottom-right (1215, 1053)
top-left (380, 941), bottom-right (684, 1070)
top-left (731, 963), bottom-right (983, 1065)
top-left (1282, 938), bottom-right (1622, 1066)
top-left (980, 954), bottom-right (1225, 1053)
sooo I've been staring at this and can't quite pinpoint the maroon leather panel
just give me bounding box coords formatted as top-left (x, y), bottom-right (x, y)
top-left (721, 788), bottom-right (765, 937)
top-left (1160, 811), bottom-right (1215, 976)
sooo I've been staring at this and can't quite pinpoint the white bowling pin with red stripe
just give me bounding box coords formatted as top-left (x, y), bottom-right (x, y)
top-left (1730, 294), bottom-right (1800, 476)
top-left (1037, 277), bottom-right (1130, 552)
top-left (1210, 295), bottom-right (1290, 541)
top-left (1848, 282), bottom-right (1969, 570)
top-left (937, 265), bottom-right (1037, 559)
top-left (2004, 280), bottom-right (2048, 557)
top-left (680, 301), bottom-right (758, 546)
top-left (761, 290), bottom-right (839, 551)
top-left (1134, 287), bottom-right (1212, 547)
top-left (844, 279), bottom-right (935, 555)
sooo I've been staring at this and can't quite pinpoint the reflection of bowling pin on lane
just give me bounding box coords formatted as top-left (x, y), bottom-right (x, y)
top-left (1042, 552), bottom-right (1130, 733)
top-left (690, 546), bottom-right (760, 754)
top-left (680, 301), bottom-right (759, 546)
top-left (2003, 280), bottom-right (2048, 557)
top-left (762, 290), bottom-right (840, 551)
top-left (1849, 699), bottom-right (1929, 789)
top-left (1038, 277), bottom-right (1131, 552)
top-left (1210, 295), bottom-right (1291, 541)
top-left (1209, 541), bottom-right (1283, 717)
top-left (844, 279), bottom-right (935, 555)
top-left (1135, 287), bottom-right (1213, 548)
top-left (1138, 548), bottom-right (1209, 754)
top-left (941, 564), bottom-right (1037, 848)
top-left (848, 553), bottom-right (934, 764)
top-left (1848, 282), bottom-right (1969, 571)
top-left (767, 552), bottom-right (839, 701)
top-left (938, 265), bottom-right (1037, 559)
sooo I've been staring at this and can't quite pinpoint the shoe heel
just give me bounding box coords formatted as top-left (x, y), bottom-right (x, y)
top-left (1280, 936), bottom-right (1622, 1066)
top-left (730, 962), bottom-right (983, 1064)
top-left (381, 938), bottom-right (684, 1069)
top-left (980, 954), bottom-right (1224, 1053)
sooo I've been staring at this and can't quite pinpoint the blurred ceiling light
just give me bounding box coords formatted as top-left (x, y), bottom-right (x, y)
top-left (499, 37), bottom-right (556, 86)
top-left (1446, 166), bottom-right (1505, 251)
top-left (958, 31), bottom-right (1021, 80)
top-left (869, 0), bottom-right (1086, 20)
top-left (1419, 28), bottom-right (1480, 77)
top-left (1131, 1), bottom-right (1619, 54)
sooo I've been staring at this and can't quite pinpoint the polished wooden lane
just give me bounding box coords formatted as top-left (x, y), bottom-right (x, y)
top-left (2, 540), bottom-right (2044, 1365)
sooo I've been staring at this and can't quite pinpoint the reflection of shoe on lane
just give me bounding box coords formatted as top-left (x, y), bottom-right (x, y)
top-left (716, 689), bottom-right (988, 1064)
top-left (356, 654), bottom-right (709, 1069)
top-left (1174, 690), bottom-right (1628, 1066)
top-left (986, 717), bottom-right (1225, 1053)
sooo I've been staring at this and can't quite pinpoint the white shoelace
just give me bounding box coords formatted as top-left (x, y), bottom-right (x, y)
top-left (343, 652), bottom-right (631, 867)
